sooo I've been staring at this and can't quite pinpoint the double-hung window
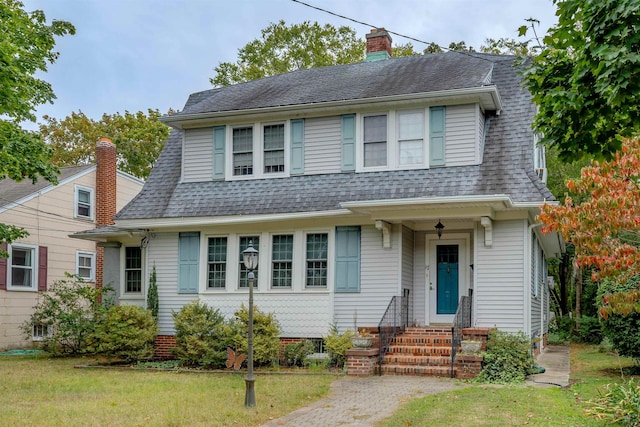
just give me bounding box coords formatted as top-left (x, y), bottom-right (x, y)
top-left (271, 235), bottom-right (293, 288)
top-left (363, 115), bottom-right (387, 167)
top-left (207, 237), bottom-right (227, 289)
top-left (239, 236), bottom-right (259, 288)
top-left (263, 124), bottom-right (285, 173)
top-left (76, 251), bottom-right (95, 281)
top-left (305, 233), bottom-right (328, 288)
top-left (397, 111), bottom-right (424, 166)
top-left (8, 244), bottom-right (37, 290)
top-left (233, 127), bottom-right (253, 176)
top-left (125, 246), bottom-right (142, 293)
top-left (75, 185), bottom-right (94, 219)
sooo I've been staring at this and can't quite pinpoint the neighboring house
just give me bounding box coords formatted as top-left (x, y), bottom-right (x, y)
top-left (76, 29), bottom-right (562, 358)
top-left (0, 139), bottom-right (144, 350)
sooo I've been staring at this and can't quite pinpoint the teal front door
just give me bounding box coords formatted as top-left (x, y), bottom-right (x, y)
top-left (436, 245), bottom-right (459, 314)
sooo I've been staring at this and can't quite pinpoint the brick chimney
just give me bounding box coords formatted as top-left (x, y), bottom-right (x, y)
top-left (95, 137), bottom-right (117, 228)
top-left (366, 28), bottom-right (392, 62)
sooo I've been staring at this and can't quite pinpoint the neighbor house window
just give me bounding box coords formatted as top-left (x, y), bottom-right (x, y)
top-left (397, 111), bottom-right (424, 166)
top-left (74, 185), bottom-right (94, 219)
top-left (239, 236), bottom-right (259, 288)
top-left (8, 244), bottom-right (37, 290)
top-left (363, 115), bottom-right (387, 167)
top-left (76, 251), bottom-right (95, 281)
top-left (233, 127), bottom-right (253, 176)
top-left (125, 246), bottom-right (142, 293)
top-left (207, 237), bottom-right (227, 289)
top-left (271, 235), bottom-right (293, 288)
top-left (306, 233), bottom-right (328, 287)
top-left (263, 124), bottom-right (285, 173)
top-left (32, 324), bottom-right (49, 341)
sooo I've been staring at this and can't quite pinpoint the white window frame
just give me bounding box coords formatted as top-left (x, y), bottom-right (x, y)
top-left (238, 235), bottom-right (260, 289)
top-left (206, 236), bottom-right (228, 290)
top-left (270, 234), bottom-right (294, 289)
top-left (304, 232), bottom-right (329, 289)
top-left (74, 184), bottom-right (95, 220)
top-left (262, 122), bottom-right (287, 176)
top-left (397, 109), bottom-right (426, 167)
top-left (362, 113), bottom-right (389, 169)
top-left (7, 243), bottom-right (38, 291)
top-left (120, 246), bottom-right (144, 297)
top-left (76, 251), bottom-right (96, 281)
top-left (32, 324), bottom-right (50, 341)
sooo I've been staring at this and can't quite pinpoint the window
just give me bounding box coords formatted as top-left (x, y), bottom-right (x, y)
top-left (76, 251), bottom-right (95, 281)
top-left (125, 246), bottom-right (142, 293)
top-left (363, 115), bottom-right (387, 167)
top-left (233, 127), bottom-right (253, 176)
top-left (263, 124), bottom-right (285, 173)
top-left (239, 236), bottom-right (259, 288)
top-left (272, 235), bottom-right (293, 288)
top-left (75, 185), bottom-right (94, 219)
top-left (306, 233), bottom-right (328, 287)
top-left (32, 324), bottom-right (49, 341)
top-left (8, 244), bottom-right (37, 290)
top-left (398, 111), bottom-right (424, 165)
top-left (207, 237), bottom-right (227, 289)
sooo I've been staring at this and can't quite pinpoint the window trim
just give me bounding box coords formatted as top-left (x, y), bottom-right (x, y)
top-left (206, 236), bottom-right (228, 290)
top-left (396, 109), bottom-right (426, 167)
top-left (238, 235), bottom-right (260, 289)
top-left (121, 246), bottom-right (144, 296)
top-left (304, 232), bottom-right (329, 289)
top-left (262, 122), bottom-right (287, 176)
top-left (76, 250), bottom-right (96, 281)
top-left (32, 324), bottom-right (50, 341)
top-left (7, 243), bottom-right (38, 291)
top-left (74, 184), bottom-right (95, 220)
top-left (270, 234), bottom-right (294, 289)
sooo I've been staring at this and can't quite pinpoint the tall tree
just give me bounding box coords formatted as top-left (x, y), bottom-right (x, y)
top-left (0, 0), bottom-right (75, 252)
top-left (40, 110), bottom-right (171, 179)
top-left (522, 0), bottom-right (640, 161)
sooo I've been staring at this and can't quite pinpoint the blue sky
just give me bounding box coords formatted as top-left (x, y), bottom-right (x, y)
top-left (22, 0), bottom-right (557, 130)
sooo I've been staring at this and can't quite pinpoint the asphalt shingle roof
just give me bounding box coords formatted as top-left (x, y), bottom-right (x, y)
top-left (116, 52), bottom-right (554, 221)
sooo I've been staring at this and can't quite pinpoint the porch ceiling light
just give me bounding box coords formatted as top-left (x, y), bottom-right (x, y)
top-left (435, 220), bottom-right (445, 239)
top-left (241, 240), bottom-right (259, 408)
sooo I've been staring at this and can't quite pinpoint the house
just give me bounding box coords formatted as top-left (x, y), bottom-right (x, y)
top-left (0, 139), bottom-right (144, 350)
top-left (75, 29), bottom-right (562, 365)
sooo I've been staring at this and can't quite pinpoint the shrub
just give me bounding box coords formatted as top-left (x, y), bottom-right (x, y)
top-left (284, 340), bottom-right (314, 367)
top-left (172, 300), bottom-right (231, 368)
top-left (587, 379), bottom-right (640, 426)
top-left (574, 315), bottom-right (603, 344)
top-left (597, 277), bottom-right (640, 364)
top-left (147, 265), bottom-right (159, 319)
top-left (475, 329), bottom-right (534, 384)
top-left (230, 304), bottom-right (281, 367)
top-left (324, 322), bottom-right (354, 368)
top-left (21, 275), bottom-right (111, 356)
top-left (90, 305), bottom-right (158, 362)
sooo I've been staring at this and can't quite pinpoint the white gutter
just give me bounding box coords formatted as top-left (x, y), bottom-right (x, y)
top-left (341, 194), bottom-right (513, 209)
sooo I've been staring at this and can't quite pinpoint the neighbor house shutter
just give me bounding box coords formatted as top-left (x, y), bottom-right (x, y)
top-left (335, 226), bottom-right (361, 293)
top-left (212, 126), bottom-right (226, 180)
top-left (38, 246), bottom-right (48, 291)
top-left (0, 242), bottom-right (7, 290)
top-left (178, 232), bottom-right (200, 293)
top-left (341, 114), bottom-right (356, 172)
top-left (429, 106), bottom-right (446, 166)
top-left (290, 119), bottom-right (305, 175)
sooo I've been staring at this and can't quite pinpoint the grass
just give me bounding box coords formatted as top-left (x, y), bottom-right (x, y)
top-left (378, 343), bottom-right (640, 426)
top-left (0, 355), bottom-right (334, 427)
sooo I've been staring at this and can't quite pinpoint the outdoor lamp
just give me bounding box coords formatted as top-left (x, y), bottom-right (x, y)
top-left (435, 220), bottom-right (445, 239)
top-left (242, 241), bottom-right (258, 408)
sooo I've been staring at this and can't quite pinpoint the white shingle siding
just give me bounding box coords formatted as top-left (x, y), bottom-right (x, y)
top-left (445, 104), bottom-right (477, 167)
top-left (531, 238), bottom-right (542, 338)
top-left (474, 220), bottom-right (526, 332)
top-left (304, 116), bottom-right (342, 175)
top-left (182, 128), bottom-right (213, 183)
top-left (477, 106), bottom-right (485, 163)
top-left (402, 226), bottom-right (414, 323)
top-left (413, 232), bottom-right (427, 323)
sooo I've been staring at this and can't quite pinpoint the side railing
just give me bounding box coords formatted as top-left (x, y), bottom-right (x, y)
top-left (378, 291), bottom-right (410, 375)
top-left (450, 289), bottom-right (473, 378)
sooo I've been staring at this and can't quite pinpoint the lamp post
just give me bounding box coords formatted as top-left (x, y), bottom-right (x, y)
top-left (242, 240), bottom-right (258, 408)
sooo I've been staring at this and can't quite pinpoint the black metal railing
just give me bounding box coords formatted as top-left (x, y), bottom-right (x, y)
top-left (378, 291), bottom-right (410, 375)
top-left (450, 289), bottom-right (473, 378)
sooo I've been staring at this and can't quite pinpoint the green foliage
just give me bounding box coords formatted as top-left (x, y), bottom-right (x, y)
top-left (598, 277), bottom-right (640, 363)
top-left (323, 322), bottom-right (354, 368)
top-left (544, 145), bottom-right (590, 204)
top-left (22, 275), bottom-right (111, 355)
top-left (172, 300), bottom-right (231, 368)
top-left (475, 329), bottom-right (534, 384)
top-left (0, 223), bottom-right (28, 258)
top-left (522, 0), bottom-right (640, 161)
top-left (284, 340), bottom-right (314, 367)
top-left (147, 265), bottom-right (159, 319)
top-left (231, 304), bottom-right (281, 366)
top-left (587, 379), bottom-right (640, 426)
top-left (40, 109), bottom-right (170, 179)
top-left (574, 316), bottom-right (603, 344)
top-left (89, 305), bottom-right (157, 362)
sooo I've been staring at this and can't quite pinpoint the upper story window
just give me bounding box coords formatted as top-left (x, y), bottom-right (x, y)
top-left (74, 185), bottom-right (94, 220)
top-left (397, 111), bottom-right (425, 166)
top-left (363, 115), bottom-right (387, 167)
top-left (76, 251), bottom-right (95, 281)
top-left (7, 244), bottom-right (37, 291)
top-left (233, 127), bottom-right (254, 176)
top-left (263, 124), bottom-right (285, 173)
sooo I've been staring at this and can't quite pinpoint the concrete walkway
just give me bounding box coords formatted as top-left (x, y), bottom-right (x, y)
top-left (527, 345), bottom-right (571, 388)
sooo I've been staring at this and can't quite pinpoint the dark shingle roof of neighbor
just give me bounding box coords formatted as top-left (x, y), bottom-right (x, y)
top-left (116, 52), bottom-right (554, 221)
top-left (0, 164), bottom-right (94, 208)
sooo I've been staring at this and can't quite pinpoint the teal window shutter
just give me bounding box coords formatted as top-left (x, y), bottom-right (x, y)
top-left (335, 226), bottom-right (360, 293)
top-left (341, 114), bottom-right (356, 171)
top-left (290, 119), bottom-right (305, 174)
top-left (429, 106), bottom-right (446, 166)
top-left (212, 126), bottom-right (226, 179)
top-left (178, 232), bottom-right (200, 294)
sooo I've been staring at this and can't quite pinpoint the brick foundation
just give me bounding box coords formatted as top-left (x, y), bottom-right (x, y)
top-left (154, 335), bottom-right (177, 359)
top-left (346, 348), bottom-right (379, 376)
top-left (454, 354), bottom-right (483, 379)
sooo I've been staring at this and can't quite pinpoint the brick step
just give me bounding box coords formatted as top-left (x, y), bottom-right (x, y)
top-left (403, 327), bottom-right (451, 334)
top-left (380, 364), bottom-right (454, 377)
top-left (383, 354), bottom-right (452, 366)
top-left (391, 336), bottom-right (453, 346)
top-left (386, 344), bottom-right (452, 356)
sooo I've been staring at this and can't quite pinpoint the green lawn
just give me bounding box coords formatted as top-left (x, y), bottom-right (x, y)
top-left (0, 355), bottom-right (334, 427)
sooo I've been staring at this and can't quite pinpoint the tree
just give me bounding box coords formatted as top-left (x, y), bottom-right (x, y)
top-left (522, 0), bottom-right (640, 161)
top-left (40, 110), bottom-right (170, 179)
top-left (0, 0), bottom-right (75, 249)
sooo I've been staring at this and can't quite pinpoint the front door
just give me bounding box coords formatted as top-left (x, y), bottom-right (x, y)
top-left (428, 237), bottom-right (467, 324)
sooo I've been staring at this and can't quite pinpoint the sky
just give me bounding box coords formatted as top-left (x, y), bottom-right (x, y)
top-left (22, 0), bottom-right (558, 130)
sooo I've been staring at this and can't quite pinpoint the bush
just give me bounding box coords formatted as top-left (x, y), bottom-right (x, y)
top-left (574, 315), bottom-right (603, 344)
top-left (21, 275), bottom-right (111, 356)
top-left (475, 329), bottom-right (534, 384)
top-left (587, 379), bottom-right (640, 426)
top-left (597, 277), bottom-right (640, 364)
top-left (90, 305), bottom-right (158, 362)
top-left (324, 322), bottom-right (354, 368)
top-left (172, 300), bottom-right (231, 368)
top-left (147, 265), bottom-right (159, 319)
top-left (284, 340), bottom-right (314, 367)
top-left (230, 304), bottom-right (281, 367)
